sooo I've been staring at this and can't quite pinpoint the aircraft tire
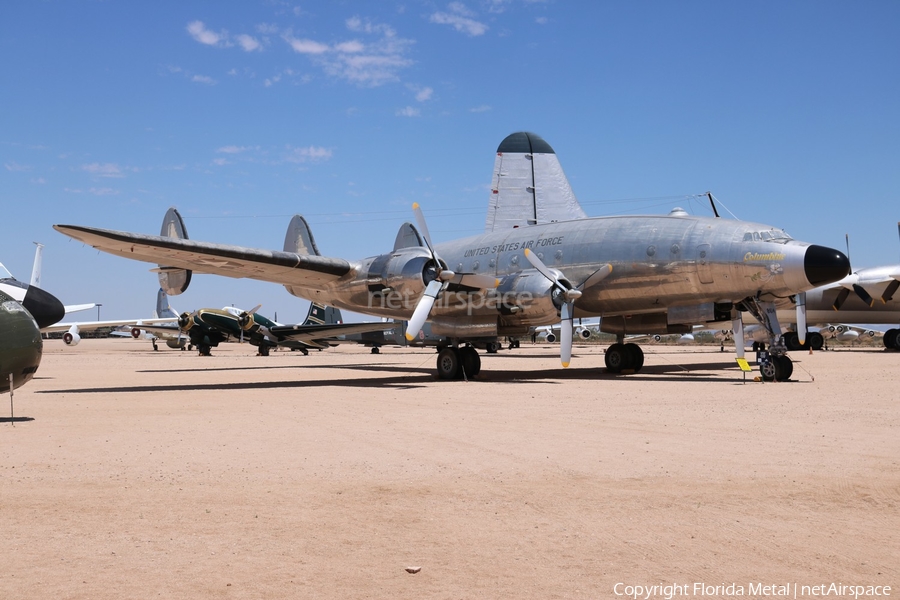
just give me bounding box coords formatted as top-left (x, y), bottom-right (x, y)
top-left (774, 355), bottom-right (793, 381)
top-left (459, 346), bottom-right (481, 378)
top-left (604, 343), bottom-right (626, 373)
top-left (258, 345), bottom-right (270, 357)
top-left (783, 332), bottom-right (802, 351)
top-left (436, 348), bottom-right (460, 380)
top-left (485, 342), bottom-right (501, 354)
top-left (759, 358), bottom-right (777, 382)
top-left (809, 332), bottom-right (824, 351)
top-left (198, 344), bottom-right (212, 356)
top-left (371, 347), bottom-right (380, 354)
top-left (884, 328), bottom-right (899, 350)
top-left (624, 343), bottom-right (644, 372)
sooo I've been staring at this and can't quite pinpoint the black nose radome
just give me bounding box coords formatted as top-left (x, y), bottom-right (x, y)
top-left (22, 285), bottom-right (65, 329)
top-left (804, 245), bottom-right (851, 287)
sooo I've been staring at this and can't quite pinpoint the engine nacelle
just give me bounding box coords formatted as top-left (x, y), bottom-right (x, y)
top-left (131, 327), bottom-right (143, 339)
top-left (365, 249), bottom-right (434, 312)
top-left (836, 329), bottom-right (859, 342)
top-left (166, 338), bottom-right (186, 349)
top-left (493, 269), bottom-right (564, 325)
top-left (63, 330), bottom-right (81, 346)
top-left (575, 326), bottom-right (592, 340)
top-left (545, 331), bottom-right (557, 343)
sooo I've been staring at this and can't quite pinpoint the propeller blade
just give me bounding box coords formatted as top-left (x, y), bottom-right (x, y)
top-left (405, 279), bottom-right (443, 341)
top-left (248, 304), bottom-right (262, 315)
top-left (732, 314), bottom-right (745, 359)
top-left (852, 284), bottom-right (875, 307)
top-left (796, 292), bottom-right (807, 346)
top-left (882, 279), bottom-right (900, 303)
top-left (578, 264), bottom-right (613, 291)
top-left (832, 287), bottom-right (850, 310)
top-left (523, 249), bottom-right (566, 294)
top-left (412, 203), bottom-right (437, 257)
top-left (560, 302), bottom-right (573, 367)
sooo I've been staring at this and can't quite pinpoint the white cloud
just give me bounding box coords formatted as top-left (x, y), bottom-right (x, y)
top-left (89, 187), bottom-right (119, 196)
top-left (409, 85), bottom-right (434, 102)
top-left (430, 3), bottom-right (488, 36)
top-left (469, 104), bottom-right (492, 113)
top-left (212, 158), bottom-right (229, 166)
top-left (216, 145), bottom-right (250, 154)
top-left (535, 16), bottom-right (548, 25)
top-left (396, 106), bottom-right (420, 117)
top-left (236, 34), bottom-right (261, 52)
top-left (4, 161), bottom-right (31, 172)
top-left (284, 36), bottom-right (330, 55)
top-left (281, 18), bottom-right (414, 87)
top-left (187, 20), bottom-right (228, 47)
top-left (284, 145), bottom-right (333, 163)
top-left (82, 163), bottom-right (125, 178)
top-left (191, 74), bottom-right (216, 85)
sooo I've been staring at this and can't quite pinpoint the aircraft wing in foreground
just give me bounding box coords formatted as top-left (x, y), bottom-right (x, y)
top-left (55, 133), bottom-right (851, 381)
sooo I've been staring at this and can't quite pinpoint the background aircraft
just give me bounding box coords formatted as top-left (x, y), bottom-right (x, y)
top-left (54, 133), bottom-right (851, 381)
top-left (43, 288), bottom-right (180, 348)
top-left (0, 289), bottom-right (43, 393)
top-left (141, 297), bottom-right (394, 356)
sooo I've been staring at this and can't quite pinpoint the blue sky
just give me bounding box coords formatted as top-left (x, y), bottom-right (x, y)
top-left (2, 1), bottom-right (898, 322)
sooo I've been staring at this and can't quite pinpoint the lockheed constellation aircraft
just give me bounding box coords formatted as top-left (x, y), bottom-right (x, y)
top-left (54, 133), bottom-right (851, 381)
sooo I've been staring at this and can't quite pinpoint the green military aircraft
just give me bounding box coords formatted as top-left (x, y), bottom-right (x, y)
top-left (0, 289), bottom-right (43, 393)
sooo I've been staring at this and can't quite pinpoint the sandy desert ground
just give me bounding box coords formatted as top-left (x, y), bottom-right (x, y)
top-left (1, 338), bottom-right (897, 599)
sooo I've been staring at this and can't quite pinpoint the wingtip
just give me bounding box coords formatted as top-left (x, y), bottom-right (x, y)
top-left (404, 333), bottom-right (415, 341)
top-left (561, 362), bottom-right (570, 368)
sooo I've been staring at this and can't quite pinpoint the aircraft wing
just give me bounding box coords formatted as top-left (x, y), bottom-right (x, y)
top-left (53, 225), bottom-right (353, 288)
top-left (128, 322), bottom-right (182, 336)
top-left (42, 317), bottom-right (177, 333)
top-left (269, 322), bottom-right (397, 346)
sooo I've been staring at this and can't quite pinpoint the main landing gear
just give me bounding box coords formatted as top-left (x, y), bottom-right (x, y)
top-left (759, 353), bottom-right (793, 382)
top-left (435, 346), bottom-right (481, 380)
top-left (603, 342), bottom-right (644, 374)
top-left (883, 328), bottom-right (900, 351)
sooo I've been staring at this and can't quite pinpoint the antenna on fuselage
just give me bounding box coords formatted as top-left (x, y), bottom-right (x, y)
top-left (706, 191), bottom-right (720, 218)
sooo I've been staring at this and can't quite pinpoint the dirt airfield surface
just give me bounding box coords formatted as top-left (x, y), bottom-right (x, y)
top-left (1, 339), bottom-right (897, 599)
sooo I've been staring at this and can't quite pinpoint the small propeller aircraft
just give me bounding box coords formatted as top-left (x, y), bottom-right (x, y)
top-left (54, 132), bottom-right (851, 380)
top-left (141, 300), bottom-right (395, 357)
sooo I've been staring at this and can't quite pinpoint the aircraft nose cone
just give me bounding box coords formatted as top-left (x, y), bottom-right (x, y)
top-left (22, 285), bottom-right (65, 329)
top-left (804, 244), bottom-right (851, 286)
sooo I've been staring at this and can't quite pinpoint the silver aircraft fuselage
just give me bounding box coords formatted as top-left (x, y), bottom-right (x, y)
top-left (284, 213), bottom-right (845, 338)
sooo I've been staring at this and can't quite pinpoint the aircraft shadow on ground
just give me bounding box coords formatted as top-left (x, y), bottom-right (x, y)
top-left (35, 372), bottom-right (437, 394)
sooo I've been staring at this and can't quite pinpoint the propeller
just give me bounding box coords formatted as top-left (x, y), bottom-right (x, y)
top-left (238, 304), bottom-right (263, 330)
top-left (177, 311), bottom-right (194, 330)
top-left (832, 287), bottom-right (850, 311)
top-left (405, 204), bottom-right (498, 341)
top-left (882, 279), bottom-right (900, 303)
top-left (524, 248), bottom-right (612, 367)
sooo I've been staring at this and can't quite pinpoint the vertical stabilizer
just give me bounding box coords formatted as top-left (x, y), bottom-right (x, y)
top-left (284, 215), bottom-right (321, 256)
top-left (30, 242), bottom-right (44, 288)
top-left (303, 302), bottom-right (343, 325)
top-left (154, 288), bottom-right (178, 319)
top-left (157, 207), bottom-right (192, 295)
top-left (485, 131), bottom-right (587, 232)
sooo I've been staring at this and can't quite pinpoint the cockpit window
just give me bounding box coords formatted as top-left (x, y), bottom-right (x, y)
top-left (742, 229), bottom-right (792, 243)
top-left (0, 263), bottom-right (13, 279)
